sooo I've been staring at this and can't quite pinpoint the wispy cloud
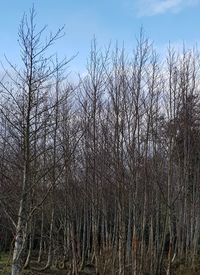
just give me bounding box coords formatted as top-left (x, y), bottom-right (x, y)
top-left (136, 0), bottom-right (199, 16)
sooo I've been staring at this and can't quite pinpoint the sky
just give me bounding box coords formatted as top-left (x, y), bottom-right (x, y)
top-left (0, 0), bottom-right (199, 74)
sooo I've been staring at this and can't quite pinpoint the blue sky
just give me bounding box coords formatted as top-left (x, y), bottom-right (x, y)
top-left (0, 0), bottom-right (199, 73)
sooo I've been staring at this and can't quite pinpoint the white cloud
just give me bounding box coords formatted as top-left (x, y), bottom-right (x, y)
top-left (136, 0), bottom-right (199, 16)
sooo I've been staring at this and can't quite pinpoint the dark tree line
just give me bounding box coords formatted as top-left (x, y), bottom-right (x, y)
top-left (1, 8), bottom-right (200, 275)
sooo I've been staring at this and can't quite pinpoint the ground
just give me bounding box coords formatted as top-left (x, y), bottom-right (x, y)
top-left (2, 253), bottom-right (200, 274)
top-left (0, 254), bottom-right (69, 275)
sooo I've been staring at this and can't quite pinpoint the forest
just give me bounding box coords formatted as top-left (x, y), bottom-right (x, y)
top-left (1, 7), bottom-right (200, 275)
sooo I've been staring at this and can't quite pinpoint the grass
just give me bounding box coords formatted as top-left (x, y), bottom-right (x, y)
top-left (0, 252), bottom-right (10, 264)
top-left (2, 252), bottom-right (200, 275)
top-left (0, 252), bottom-right (11, 275)
top-left (0, 254), bottom-right (69, 275)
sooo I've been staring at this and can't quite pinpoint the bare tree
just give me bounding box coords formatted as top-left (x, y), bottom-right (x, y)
top-left (0, 7), bottom-right (72, 275)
